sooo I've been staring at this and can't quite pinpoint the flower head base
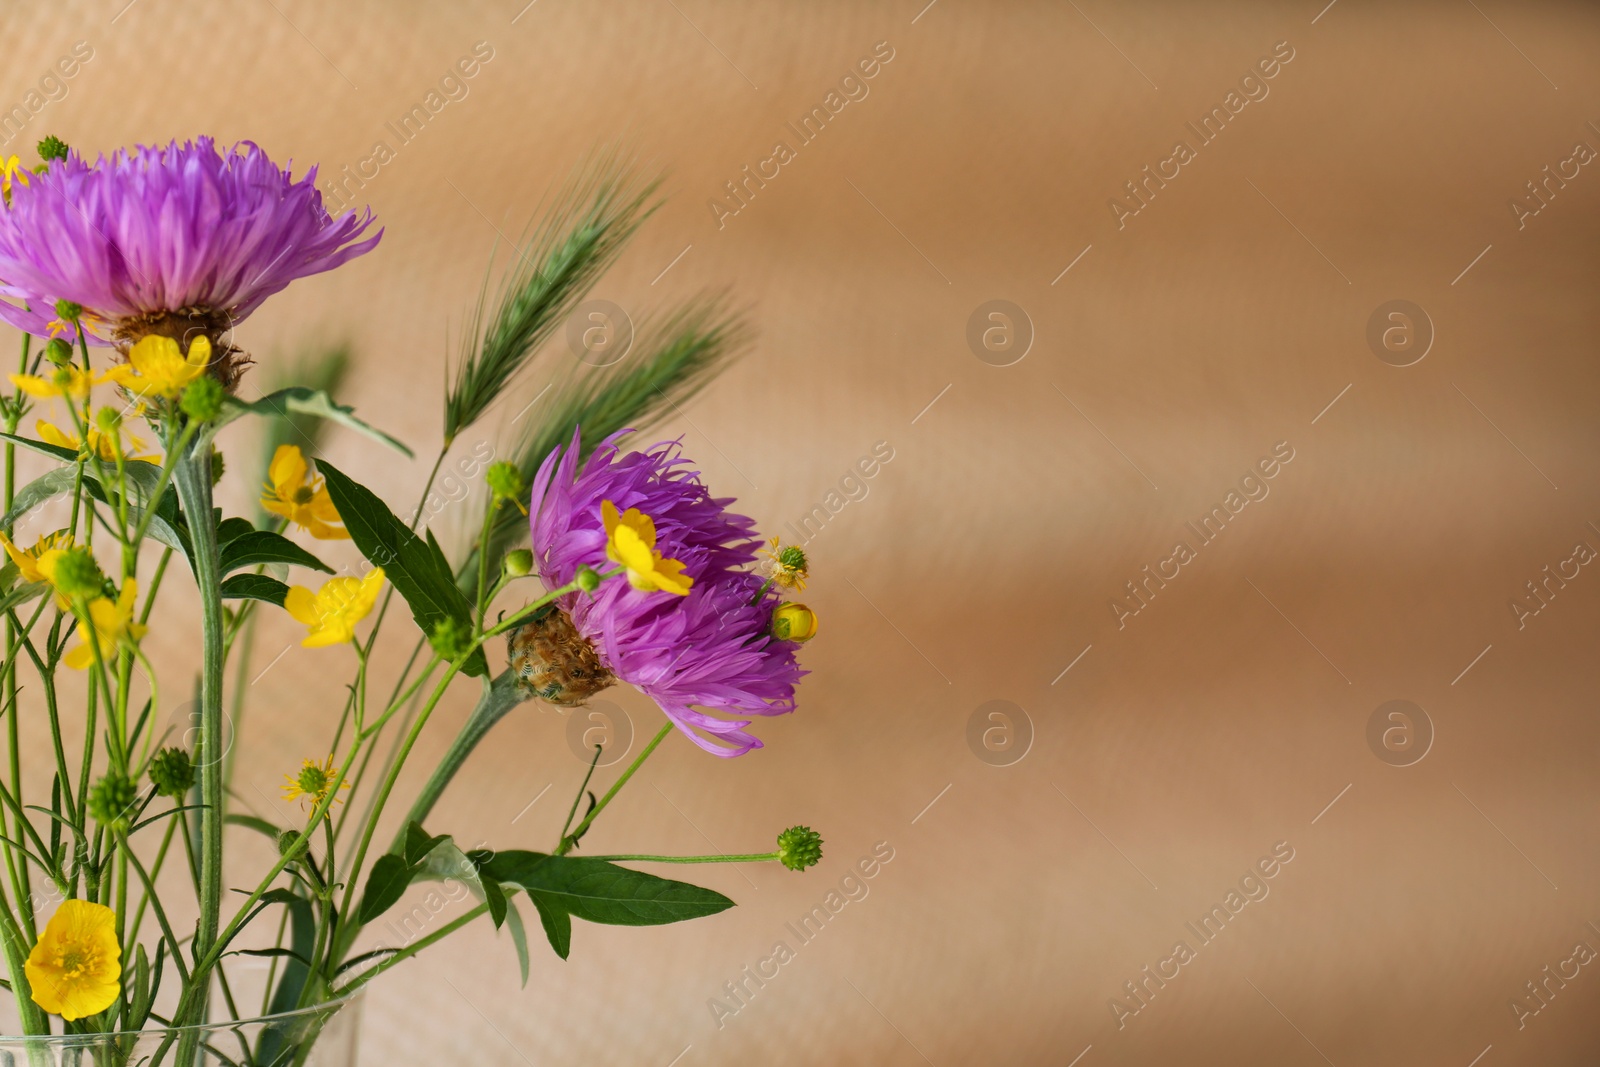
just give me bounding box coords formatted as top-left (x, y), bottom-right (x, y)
top-left (0, 137), bottom-right (381, 368)
top-left (261, 445), bottom-right (349, 540)
top-left (62, 579), bottom-right (145, 670)
top-left (0, 530), bottom-right (72, 584)
top-left (284, 568), bottom-right (384, 647)
top-left (35, 136), bottom-right (68, 164)
top-left (602, 500), bottom-right (692, 595)
top-left (770, 603), bottom-right (818, 643)
top-left (39, 545), bottom-right (103, 601)
top-left (776, 826), bottom-right (823, 871)
top-left (528, 430), bottom-right (805, 756)
top-left (148, 747), bottom-right (194, 799)
top-left (25, 900), bottom-right (121, 1022)
top-left (87, 772), bottom-right (137, 833)
top-left (761, 538), bottom-right (809, 592)
top-left (37, 419), bottom-right (158, 465)
top-left (104, 334), bottom-right (211, 400)
top-left (283, 756), bottom-right (348, 809)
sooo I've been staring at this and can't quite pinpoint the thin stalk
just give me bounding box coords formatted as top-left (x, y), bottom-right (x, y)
top-left (556, 722), bottom-right (672, 855)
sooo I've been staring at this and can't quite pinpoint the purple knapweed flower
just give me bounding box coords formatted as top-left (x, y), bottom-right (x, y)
top-left (521, 430), bottom-right (805, 757)
top-left (0, 137), bottom-right (378, 384)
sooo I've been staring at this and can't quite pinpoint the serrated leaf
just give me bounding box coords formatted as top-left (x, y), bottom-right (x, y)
top-left (219, 573), bottom-right (290, 606)
top-left (220, 388), bottom-right (412, 457)
top-left (317, 461), bottom-right (487, 677)
top-left (529, 893), bottom-right (571, 960)
top-left (219, 530), bottom-right (333, 576)
top-left (504, 898), bottom-right (532, 985)
top-left (481, 851), bottom-right (735, 926)
top-left (358, 853), bottom-right (415, 925)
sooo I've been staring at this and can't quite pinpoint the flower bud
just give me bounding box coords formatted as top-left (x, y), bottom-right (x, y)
top-left (45, 546), bottom-right (104, 600)
top-left (276, 829), bottom-right (308, 860)
top-left (770, 603), bottom-right (818, 643)
top-left (43, 338), bottom-right (73, 367)
top-left (485, 461), bottom-right (524, 501)
top-left (429, 616), bottom-right (474, 663)
top-left (502, 549), bottom-right (534, 577)
top-left (36, 136), bottom-right (68, 163)
top-left (575, 564), bottom-right (601, 594)
top-left (88, 772), bottom-right (138, 833)
top-left (181, 375), bottom-right (225, 422)
top-left (93, 406), bottom-right (122, 436)
top-left (776, 825), bottom-right (823, 871)
top-left (148, 747), bottom-right (194, 799)
top-left (52, 299), bottom-right (82, 323)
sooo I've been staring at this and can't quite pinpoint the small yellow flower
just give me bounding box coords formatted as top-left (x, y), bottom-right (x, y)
top-left (601, 500), bottom-right (692, 596)
top-left (25, 900), bottom-right (122, 1022)
top-left (37, 419), bottom-right (159, 465)
top-left (104, 334), bottom-right (211, 399)
top-left (284, 568), bottom-right (385, 648)
top-left (761, 537), bottom-right (809, 592)
top-left (9, 365), bottom-right (104, 401)
top-left (282, 756), bottom-right (349, 809)
top-left (0, 155), bottom-right (29, 200)
top-left (0, 530), bottom-right (72, 585)
top-left (260, 445), bottom-right (349, 540)
top-left (61, 580), bottom-right (146, 670)
top-left (46, 309), bottom-right (103, 341)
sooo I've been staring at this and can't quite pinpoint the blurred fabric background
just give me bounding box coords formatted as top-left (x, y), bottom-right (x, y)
top-left (4, 0), bottom-right (1600, 1063)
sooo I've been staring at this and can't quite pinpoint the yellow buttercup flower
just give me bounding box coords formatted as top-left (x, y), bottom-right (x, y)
top-left (62, 580), bottom-right (146, 670)
top-left (602, 500), bottom-right (692, 596)
top-left (0, 155), bottom-right (28, 200)
top-left (104, 334), bottom-right (211, 399)
top-left (0, 530), bottom-right (72, 585)
top-left (260, 445), bottom-right (349, 540)
top-left (760, 536), bottom-right (809, 592)
top-left (9, 365), bottom-right (104, 401)
top-left (25, 900), bottom-right (122, 1022)
top-left (284, 568), bottom-right (384, 648)
top-left (37, 419), bottom-right (159, 465)
top-left (282, 756), bottom-right (349, 809)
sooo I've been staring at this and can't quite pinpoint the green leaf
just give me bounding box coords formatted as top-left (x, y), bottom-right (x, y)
top-left (483, 878), bottom-right (508, 929)
top-left (317, 461), bottom-right (488, 677)
top-left (219, 573), bottom-right (290, 607)
top-left (217, 517), bottom-right (255, 545)
top-left (219, 530), bottom-right (333, 576)
top-left (0, 467), bottom-right (79, 530)
top-left (358, 853), bottom-right (415, 925)
top-left (402, 822), bottom-right (450, 868)
top-left (529, 893), bottom-right (571, 960)
top-left (220, 388), bottom-right (412, 457)
top-left (504, 898), bottom-right (532, 985)
top-left (0, 431), bottom-right (79, 464)
top-left (224, 813), bottom-right (284, 841)
top-left (481, 851), bottom-right (735, 926)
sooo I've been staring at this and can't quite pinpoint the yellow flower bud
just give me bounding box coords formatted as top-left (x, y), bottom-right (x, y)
top-left (770, 603), bottom-right (818, 643)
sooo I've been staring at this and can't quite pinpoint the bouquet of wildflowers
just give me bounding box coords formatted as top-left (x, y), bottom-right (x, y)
top-left (0, 135), bottom-right (820, 1064)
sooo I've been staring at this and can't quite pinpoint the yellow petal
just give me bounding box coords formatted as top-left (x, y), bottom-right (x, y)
top-left (9, 374), bottom-right (58, 399)
top-left (650, 555), bottom-right (693, 596)
top-left (35, 421), bottom-right (77, 451)
top-left (601, 499), bottom-right (620, 537)
top-left (283, 585), bottom-right (320, 627)
top-left (301, 623), bottom-right (350, 649)
top-left (609, 523), bottom-right (656, 575)
top-left (185, 335), bottom-right (212, 369)
top-left (267, 444), bottom-right (307, 497)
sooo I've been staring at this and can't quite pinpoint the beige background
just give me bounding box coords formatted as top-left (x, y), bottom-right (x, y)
top-left (4, 0), bottom-right (1600, 1063)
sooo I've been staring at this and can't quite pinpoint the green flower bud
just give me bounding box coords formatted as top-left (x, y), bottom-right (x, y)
top-left (36, 136), bottom-right (68, 164)
top-left (429, 616), bottom-right (474, 663)
top-left (88, 772), bottom-right (139, 833)
top-left (181, 375), bottom-right (225, 422)
top-left (43, 338), bottom-right (73, 367)
top-left (93, 406), bottom-right (122, 436)
top-left (776, 825), bottom-right (823, 871)
top-left (770, 603), bottom-right (818, 643)
top-left (503, 549), bottom-right (534, 578)
top-left (276, 829), bottom-right (308, 860)
top-left (52, 299), bottom-right (82, 323)
top-left (48, 546), bottom-right (104, 600)
top-left (148, 747), bottom-right (194, 799)
top-left (486, 461), bottom-right (524, 500)
top-left (575, 564), bottom-right (601, 594)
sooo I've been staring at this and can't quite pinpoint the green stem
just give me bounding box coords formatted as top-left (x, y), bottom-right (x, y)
top-left (337, 901), bottom-right (491, 996)
top-left (171, 443), bottom-right (225, 1036)
top-left (583, 852), bottom-right (780, 864)
top-left (557, 722), bottom-right (673, 855)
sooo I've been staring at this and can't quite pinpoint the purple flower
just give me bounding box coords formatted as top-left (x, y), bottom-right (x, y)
top-left (0, 137), bottom-right (379, 345)
top-left (526, 430), bottom-right (805, 756)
